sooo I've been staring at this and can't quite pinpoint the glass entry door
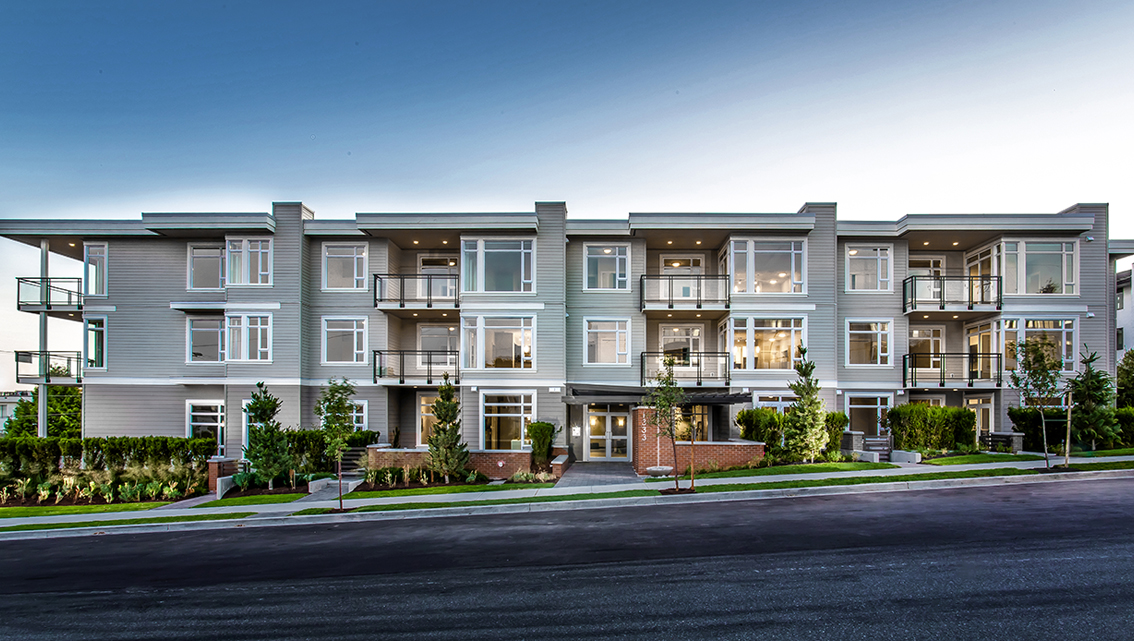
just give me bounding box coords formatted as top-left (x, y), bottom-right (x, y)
top-left (588, 404), bottom-right (630, 460)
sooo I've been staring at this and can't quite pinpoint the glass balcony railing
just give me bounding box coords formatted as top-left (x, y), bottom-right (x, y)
top-left (903, 352), bottom-right (1003, 388)
top-left (902, 275), bottom-right (1001, 312)
top-left (640, 352), bottom-right (730, 386)
top-left (374, 274), bottom-right (460, 308)
top-left (14, 351), bottom-right (83, 385)
top-left (16, 277), bottom-right (83, 311)
top-left (640, 275), bottom-right (730, 310)
top-left (374, 350), bottom-right (459, 384)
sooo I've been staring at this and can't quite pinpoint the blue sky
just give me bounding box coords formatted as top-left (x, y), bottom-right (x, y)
top-left (1, 0), bottom-right (1132, 388)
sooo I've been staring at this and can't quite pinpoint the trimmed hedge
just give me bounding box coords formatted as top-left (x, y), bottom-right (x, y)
top-left (825, 412), bottom-right (849, 451)
top-left (1116, 408), bottom-right (1134, 447)
top-left (0, 436), bottom-right (216, 478)
top-left (283, 430), bottom-right (381, 473)
top-left (885, 404), bottom-right (976, 451)
top-left (735, 408), bottom-right (783, 450)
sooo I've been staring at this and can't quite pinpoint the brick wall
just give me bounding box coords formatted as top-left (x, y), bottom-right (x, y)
top-left (368, 446), bottom-right (569, 480)
top-left (631, 407), bottom-right (764, 475)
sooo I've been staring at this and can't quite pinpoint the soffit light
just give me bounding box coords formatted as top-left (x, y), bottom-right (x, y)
top-left (923, 242), bottom-right (929, 246)
top-left (952, 242), bottom-right (959, 246)
top-left (695, 240), bottom-right (702, 245)
top-left (413, 240), bottom-right (419, 244)
top-left (849, 250), bottom-right (858, 255)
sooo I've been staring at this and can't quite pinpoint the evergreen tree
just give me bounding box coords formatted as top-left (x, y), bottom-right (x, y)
top-left (782, 347), bottom-right (827, 462)
top-left (1008, 335), bottom-right (1063, 467)
top-left (1116, 350), bottom-right (1134, 408)
top-left (242, 382), bottom-right (294, 490)
top-left (644, 356), bottom-right (687, 491)
top-left (427, 373), bottom-right (469, 484)
top-left (314, 378), bottom-right (356, 509)
top-left (1070, 350), bottom-right (1120, 450)
top-left (3, 370), bottom-right (81, 438)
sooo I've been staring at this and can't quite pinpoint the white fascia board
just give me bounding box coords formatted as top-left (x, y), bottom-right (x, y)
top-left (629, 212), bottom-right (815, 231)
top-left (355, 212), bottom-right (539, 232)
top-left (170, 302), bottom-right (281, 311)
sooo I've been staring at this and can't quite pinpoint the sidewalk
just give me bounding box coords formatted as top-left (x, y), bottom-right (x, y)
top-left (2, 453), bottom-right (1132, 538)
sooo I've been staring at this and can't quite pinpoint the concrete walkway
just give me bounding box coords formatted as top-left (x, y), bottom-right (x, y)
top-left (2, 453), bottom-right (1132, 536)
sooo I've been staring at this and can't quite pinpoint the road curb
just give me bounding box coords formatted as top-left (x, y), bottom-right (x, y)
top-left (2, 469), bottom-right (1132, 542)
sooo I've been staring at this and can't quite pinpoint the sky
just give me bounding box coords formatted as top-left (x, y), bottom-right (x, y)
top-left (1, 0), bottom-right (1133, 389)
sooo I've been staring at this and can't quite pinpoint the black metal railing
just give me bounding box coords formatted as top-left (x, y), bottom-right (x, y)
top-left (374, 274), bottom-right (460, 308)
top-left (903, 352), bottom-right (1003, 387)
top-left (640, 275), bottom-right (730, 310)
top-left (374, 350), bottom-right (459, 384)
top-left (16, 277), bottom-right (83, 310)
top-left (902, 275), bottom-right (1001, 312)
top-left (640, 352), bottom-right (730, 386)
top-left (14, 351), bottom-right (83, 384)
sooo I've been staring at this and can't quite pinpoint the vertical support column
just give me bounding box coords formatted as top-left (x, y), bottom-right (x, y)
top-left (38, 239), bottom-right (49, 438)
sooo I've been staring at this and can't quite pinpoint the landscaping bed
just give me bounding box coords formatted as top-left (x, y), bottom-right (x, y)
top-left (645, 461), bottom-right (898, 482)
top-left (346, 480), bottom-right (554, 499)
top-left (922, 453), bottom-right (1043, 466)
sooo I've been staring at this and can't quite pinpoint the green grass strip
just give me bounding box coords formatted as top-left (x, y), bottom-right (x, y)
top-left (0, 512), bottom-right (255, 533)
top-left (644, 461), bottom-right (898, 482)
top-left (1073, 448), bottom-right (1134, 458)
top-left (1067, 460), bottom-right (1134, 471)
top-left (924, 453), bottom-right (1044, 466)
top-left (345, 482), bottom-right (555, 500)
top-left (194, 493), bottom-right (306, 508)
top-left (291, 507), bottom-right (336, 516)
top-left (354, 489), bottom-right (659, 512)
top-left (697, 468), bottom-right (1038, 493)
top-left (0, 502), bottom-right (169, 519)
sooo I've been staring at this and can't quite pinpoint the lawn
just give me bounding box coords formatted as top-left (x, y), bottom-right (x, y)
top-left (1067, 460), bottom-right (1134, 471)
top-left (696, 467), bottom-right (1038, 493)
top-left (645, 461), bottom-right (898, 482)
top-left (1073, 447), bottom-right (1134, 458)
top-left (345, 482), bottom-right (555, 500)
top-left (291, 507), bottom-right (335, 516)
top-left (354, 489), bottom-right (658, 512)
top-left (0, 502), bottom-right (169, 519)
top-left (194, 493), bottom-right (307, 508)
top-left (924, 453), bottom-right (1044, 466)
top-left (0, 512), bottom-right (255, 532)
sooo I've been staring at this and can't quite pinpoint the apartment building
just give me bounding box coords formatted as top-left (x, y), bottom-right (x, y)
top-left (1117, 269), bottom-right (1130, 360)
top-left (1, 201), bottom-right (1129, 470)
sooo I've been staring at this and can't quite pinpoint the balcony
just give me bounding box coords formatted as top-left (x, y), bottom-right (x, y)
top-left (640, 275), bottom-right (730, 312)
top-left (903, 352), bottom-right (1003, 388)
top-left (374, 274), bottom-right (460, 310)
top-left (640, 352), bottom-right (730, 387)
top-left (902, 275), bottom-right (1001, 314)
top-left (16, 277), bottom-right (83, 317)
top-left (374, 350), bottom-right (459, 385)
top-left (15, 351), bottom-right (83, 386)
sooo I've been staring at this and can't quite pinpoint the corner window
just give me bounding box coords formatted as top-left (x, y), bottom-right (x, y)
top-left (462, 239), bottom-right (533, 292)
top-left (847, 320), bottom-right (891, 365)
top-left (188, 318), bottom-right (225, 362)
top-left (188, 245), bottom-right (224, 290)
top-left (1023, 318), bottom-right (1076, 372)
top-left (226, 314), bottom-right (272, 361)
top-left (585, 244), bottom-right (629, 290)
top-left (729, 240), bottom-right (804, 293)
top-left (846, 245), bottom-right (891, 291)
top-left (585, 319), bottom-right (629, 364)
top-left (187, 400), bottom-right (225, 455)
top-left (1022, 242), bottom-right (1075, 294)
top-left (482, 392), bottom-right (535, 450)
top-left (227, 239), bottom-right (272, 286)
top-left (83, 243), bottom-right (107, 297)
top-left (324, 243), bottom-right (368, 290)
top-left (463, 316), bottom-right (534, 369)
top-left (85, 317), bottom-right (106, 369)
top-left (727, 317), bottom-right (804, 370)
top-left (323, 318), bottom-right (367, 364)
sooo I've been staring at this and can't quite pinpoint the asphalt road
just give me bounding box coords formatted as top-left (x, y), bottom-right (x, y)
top-left (1, 478), bottom-right (1132, 640)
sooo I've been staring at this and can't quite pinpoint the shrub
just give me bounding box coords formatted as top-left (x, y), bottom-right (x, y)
top-left (1007, 407), bottom-right (1068, 452)
top-left (824, 412), bottom-right (849, 452)
top-left (232, 472), bottom-right (257, 491)
top-left (886, 404), bottom-right (976, 451)
top-left (1115, 408), bottom-right (1134, 447)
top-left (527, 421), bottom-right (560, 472)
top-left (735, 408), bottom-right (783, 450)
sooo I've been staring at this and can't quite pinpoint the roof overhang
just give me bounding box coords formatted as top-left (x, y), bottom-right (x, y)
top-left (1109, 240), bottom-right (1134, 259)
top-left (355, 212), bottom-right (539, 250)
top-left (141, 212), bottom-right (275, 236)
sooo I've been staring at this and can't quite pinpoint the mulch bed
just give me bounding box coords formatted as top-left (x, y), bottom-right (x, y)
top-left (218, 484), bottom-right (310, 499)
top-left (0, 495), bottom-right (195, 508)
top-left (657, 487), bottom-right (697, 496)
top-left (353, 480), bottom-right (491, 492)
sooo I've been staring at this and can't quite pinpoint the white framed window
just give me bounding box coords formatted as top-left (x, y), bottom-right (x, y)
top-left (660, 324), bottom-right (702, 365)
top-left (726, 317), bottom-right (805, 370)
top-left (585, 319), bottom-right (630, 365)
top-left (323, 317), bottom-right (368, 364)
top-left (84, 316), bottom-right (106, 370)
top-left (756, 395), bottom-right (797, 414)
top-left (186, 400), bottom-right (225, 455)
top-left (846, 245), bottom-right (892, 291)
top-left (728, 239), bottom-right (805, 294)
top-left (462, 239), bottom-right (534, 293)
top-left (584, 244), bottom-right (630, 290)
top-left (226, 238), bottom-right (272, 286)
top-left (481, 391), bottom-right (535, 451)
top-left (845, 394), bottom-right (892, 436)
top-left (846, 319), bottom-right (892, 366)
top-left (83, 243), bottom-right (107, 297)
top-left (910, 395), bottom-right (946, 407)
top-left (187, 244), bottom-right (225, 290)
top-left (1022, 318), bottom-right (1076, 372)
top-left (418, 324), bottom-right (459, 367)
top-left (908, 326), bottom-right (944, 370)
top-left (323, 243), bottom-right (368, 290)
top-left (240, 398), bottom-right (253, 453)
top-left (351, 400), bottom-right (368, 431)
top-left (418, 392), bottom-right (439, 446)
top-left (462, 315), bottom-right (534, 369)
top-left (187, 317), bottom-right (225, 363)
top-left (973, 241), bottom-right (1078, 296)
top-left (226, 314), bottom-right (272, 362)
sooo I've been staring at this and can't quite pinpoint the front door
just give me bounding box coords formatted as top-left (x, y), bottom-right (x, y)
top-left (966, 396), bottom-right (993, 447)
top-left (587, 404), bottom-right (630, 461)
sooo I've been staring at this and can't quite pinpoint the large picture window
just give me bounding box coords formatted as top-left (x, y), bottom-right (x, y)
top-left (323, 318), bottom-right (367, 364)
top-left (463, 316), bottom-right (534, 369)
top-left (729, 240), bottom-right (804, 294)
top-left (846, 245), bottom-right (891, 291)
top-left (727, 317), bottom-right (804, 370)
top-left (188, 318), bottom-right (224, 362)
top-left (585, 319), bottom-right (629, 364)
top-left (482, 392), bottom-right (535, 450)
top-left (227, 238), bottom-right (272, 286)
top-left (83, 243), bottom-right (107, 297)
top-left (462, 239), bottom-right (533, 292)
top-left (585, 244), bottom-right (629, 290)
top-left (847, 320), bottom-right (891, 365)
top-left (323, 243), bottom-right (368, 290)
top-left (847, 395), bottom-right (890, 437)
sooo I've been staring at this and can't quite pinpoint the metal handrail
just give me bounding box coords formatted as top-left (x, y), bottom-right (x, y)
top-left (14, 351), bottom-right (83, 383)
top-left (373, 350), bottom-right (459, 384)
top-left (374, 274), bottom-right (460, 309)
top-left (903, 352), bottom-right (1003, 387)
top-left (902, 275), bottom-right (1001, 312)
top-left (16, 277), bottom-right (84, 309)
top-left (640, 274), bottom-right (730, 310)
top-left (640, 351), bottom-right (730, 386)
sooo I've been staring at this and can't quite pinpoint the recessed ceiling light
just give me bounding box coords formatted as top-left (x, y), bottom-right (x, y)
top-left (413, 313), bottom-right (418, 316)
top-left (923, 241), bottom-right (929, 246)
top-left (952, 241), bottom-right (959, 246)
top-left (696, 314), bottom-right (701, 317)
top-left (770, 279), bottom-right (778, 284)
top-left (68, 243), bottom-right (75, 247)
top-left (778, 272), bottom-right (787, 277)
top-left (442, 313), bottom-right (447, 316)
top-left (667, 314), bottom-right (672, 317)
top-left (695, 240), bottom-right (702, 245)
top-left (923, 315), bottom-right (929, 319)
top-left (953, 315), bottom-right (959, 319)
top-left (442, 240), bottom-right (448, 245)
top-left (849, 250), bottom-right (858, 256)
top-left (667, 240), bottom-right (673, 245)
top-left (413, 240), bottom-right (419, 244)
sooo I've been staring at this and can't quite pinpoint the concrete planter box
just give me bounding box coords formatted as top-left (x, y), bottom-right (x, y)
top-left (890, 450), bottom-right (922, 464)
top-left (646, 466), bottom-right (674, 477)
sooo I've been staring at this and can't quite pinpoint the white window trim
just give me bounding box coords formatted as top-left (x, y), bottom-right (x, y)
top-left (843, 393), bottom-right (894, 432)
top-left (1002, 315), bottom-right (1078, 373)
top-left (417, 323), bottom-right (460, 368)
top-left (321, 241), bottom-right (370, 292)
top-left (461, 315), bottom-right (536, 371)
top-left (725, 316), bottom-right (807, 371)
top-left (226, 312), bottom-right (273, 363)
top-left (352, 400), bottom-right (369, 432)
top-left (84, 315), bottom-right (107, 371)
top-left (583, 317), bottom-right (631, 366)
top-left (186, 399), bottom-right (226, 455)
top-left (479, 389), bottom-right (536, 452)
top-left (658, 322), bottom-right (705, 352)
top-left (582, 243), bottom-right (631, 292)
top-left (225, 237), bottom-right (274, 288)
top-left (845, 318), bottom-right (894, 367)
top-left (185, 316), bottom-right (225, 364)
top-left (910, 394), bottom-right (946, 406)
top-left (908, 324), bottom-right (946, 371)
top-left (321, 316), bottom-right (369, 366)
top-left (1000, 238), bottom-right (1079, 297)
top-left (240, 398), bottom-right (252, 454)
top-left (461, 237), bottom-right (536, 294)
top-left (417, 391), bottom-right (439, 447)
top-left (728, 238), bottom-right (808, 295)
top-left (83, 242), bottom-right (108, 298)
top-left (186, 243), bottom-right (225, 291)
top-left (659, 253), bottom-right (704, 272)
top-left (845, 243), bottom-right (894, 292)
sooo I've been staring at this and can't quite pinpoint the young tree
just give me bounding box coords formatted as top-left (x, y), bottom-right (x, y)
top-left (645, 356), bottom-right (688, 491)
top-left (4, 371), bottom-right (81, 438)
top-left (1116, 350), bottom-right (1134, 408)
top-left (1070, 350), bottom-right (1120, 451)
top-left (242, 382), bottom-right (294, 490)
top-left (314, 378), bottom-right (356, 510)
top-left (427, 373), bottom-right (469, 484)
top-left (781, 347), bottom-right (827, 463)
top-left (1008, 335), bottom-right (1063, 468)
